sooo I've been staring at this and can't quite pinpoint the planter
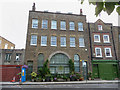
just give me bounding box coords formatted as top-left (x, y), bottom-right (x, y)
top-left (45, 77), bottom-right (51, 82)
top-left (57, 79), bottom-right (64, 82)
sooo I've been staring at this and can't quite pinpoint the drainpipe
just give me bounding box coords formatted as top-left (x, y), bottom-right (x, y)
top-left (111, 26), bottom-right (117, 60)
top-left (88, 22), bottom-right (93, 72)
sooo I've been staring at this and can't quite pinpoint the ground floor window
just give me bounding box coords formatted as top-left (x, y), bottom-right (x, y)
top-left (74, 54), bottom-right (80, 72)
top-left (49, 53), bottom-right (69, 74)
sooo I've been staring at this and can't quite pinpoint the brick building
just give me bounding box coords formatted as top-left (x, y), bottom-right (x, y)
top-left (25, 4), bottom-right (91, 80)
top-left (0, 49), bottom-right (25, 65)
top-left (0, 36), bottom-right (15, 49)
top-left (88, 19), bottom-right (119, 80)
top-left (25, 4), bottom-right (119, 80)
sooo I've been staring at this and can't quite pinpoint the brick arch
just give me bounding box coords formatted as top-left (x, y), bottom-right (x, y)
top-left (48, 51), bottom-right (71, 61)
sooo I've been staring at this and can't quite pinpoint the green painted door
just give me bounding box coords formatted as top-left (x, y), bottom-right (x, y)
top-left (112, 64), bottom-right (118, 79)
top-left (93, 64), bottom-right (99, 78)
top-left (99, 64), bottom-right (115, 80)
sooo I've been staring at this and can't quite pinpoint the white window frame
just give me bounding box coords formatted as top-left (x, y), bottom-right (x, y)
top-left (42, 20), bottom-right (48, 29)
top-left (60, 21), bottom-right (66, 30)
top-left (51, 20), bottom-right (57, 29)
top-left (32, 19), bottom-right (38, 28)
top-left (103, 35), bottom-right (110, 43)
top-left (4, 43), bottom-right (8, 49)
top-left (41, 36), bottom-right (47, 46)
top-left (95, 47), bottom-right (102, 57)
top-left (70, 37), bottom-right (75, 47)
top-left (94, 34), bottom-right (100, 42)
top-left (69, 22), bottom-right (75, 30)
top-left (78, 22), bottom-right (83, 31)
top-left (79, 37), bottom-right (85, 47)
top-left (60, 37), bottom-right (66, 47)
top-left (51, 36), bottom-right (57, 46)
top-left (30, 35), bottom-right (37, 46)
top-left (98, 25), bottom-right (103, 30)
top-left (104, 48), bottom-right (112, 57)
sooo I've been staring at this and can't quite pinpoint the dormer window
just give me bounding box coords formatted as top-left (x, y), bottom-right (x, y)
top-left (98, 25), bottom-right (102, 30)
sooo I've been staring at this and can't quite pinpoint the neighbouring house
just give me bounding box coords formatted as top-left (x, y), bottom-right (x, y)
top-left (0, 36), bottom-right (15, 49)
top-left (0, 49), bottom-right (25, 81)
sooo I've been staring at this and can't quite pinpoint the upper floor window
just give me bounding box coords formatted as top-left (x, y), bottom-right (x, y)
top-left (30, 35), bottom-right (37, 45)
top-left (41, 36), bottom-right (47, 46)
top-left (69, 22), bottom-right (75, 30)
top-left (79, 37), bottom-right (85, 47)
top-left (95, 47), bottom-right (102, 57)
top-left (51, 20), bottom-right (57, 29)
top-left (60, 21), bottom-right (66, 30)
top-left (11, 47), bottom-right (14, 49)
top-left (119, 34), bottom-right (120, 42)
top-left (5, 53), bottom-right (11, 61)
top-left (104, 48), bottom-right (112, 57)
top-left (70, 37), bottom-right (75, 47)
top-left (94, 34), bottom-right (100, 42)
top-left (51, 36), bottom-right (57, 46)
top-left (4, 43), bottom-right (8, 49)
top-left (78, 22), bottom-right (83, 31)
top-left (103, 35), bottom-right (110, 43)
top-left (32, 19), bottom-right (38, 28)
top-left (42, 20), bottom-right (48, 29)
top-left (16, 53), bottom-right (21, 60)
top-left (60, 37), bottom-right (66, 47)
top-left (98, 25), bottom-right (102, 30)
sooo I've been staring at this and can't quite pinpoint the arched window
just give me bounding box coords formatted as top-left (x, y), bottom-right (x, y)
top-left (50, 53), bottom-right (69, 74)
top-left (37, 53), bottom-right (44, 69)
top-left (74, 54), bottom-right (80, 72)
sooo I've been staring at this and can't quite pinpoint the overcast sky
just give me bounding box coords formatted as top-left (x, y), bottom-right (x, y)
top-left (0, 0), bottom-right (119, 49)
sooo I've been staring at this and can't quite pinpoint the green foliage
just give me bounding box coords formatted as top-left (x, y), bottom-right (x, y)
top-left (81, 0), bottom-right (120, 16)
top-left (95, 2), bottom-right (104, 16)
top-left (88, 71), bottom-right (92, 78)
top-left (31, 72), bottom-right (37, 78)
top-left (38, 59), bottom-right (50, 78)
top-left (69, 59), bottom-right (74, 73)
top-left (116, 6), bottom-right (120, 15)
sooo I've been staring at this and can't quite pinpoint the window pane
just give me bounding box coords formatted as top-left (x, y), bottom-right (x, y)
top-left (70, 37), bottom-right (75, 47)
top-left (98, 25), bottom-right (102, 30)
top-left (51, 36), bottom-right (57, 46)
top-left (60, 21), bottom-right (66, 30)
top-left (37, 53), bottom-right (44, 67)
top-left (103, 35), bottom-right (110, 43)
top-left (41, 36), bottom-right (47, 46)
top-left (42, 20), bottom-right (48, 29)
top-left (79, 37), bottom-right (85, 47)
top-left (51, 20), bottom-right (57, 29)
top-left (69, 22), bottom-right (75, 30)
top-left (5, 53), bottom-right (11, 60)
top-left (32, 19), bottom-right (38, 28)
top-left (105, 48), bottom-right (112, 57)
top-left (94, 35), bottom-right (100, 42)
top-left (60, 37), bottom-right (66, 47)
top-left (95, 48), bottom-right (102, 57)
top-left (78, 22), bottom-right (83, 31)
top-left (30, 35), bottom-right (37, 45)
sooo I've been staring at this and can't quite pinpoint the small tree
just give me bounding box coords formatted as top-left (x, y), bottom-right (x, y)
top-left (38, 59), bottom-right (50, 78)
top-left (69, 59), bottom-right (74, 73)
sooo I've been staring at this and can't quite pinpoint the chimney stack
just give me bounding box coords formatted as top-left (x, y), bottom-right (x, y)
top-left (32, 3), bottom-right (36, 11)
top-left (80, 9), bottom-right (83, 15)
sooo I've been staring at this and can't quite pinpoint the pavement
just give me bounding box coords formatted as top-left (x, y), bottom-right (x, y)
top-left (0, 80), bottom-right (119, 85)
